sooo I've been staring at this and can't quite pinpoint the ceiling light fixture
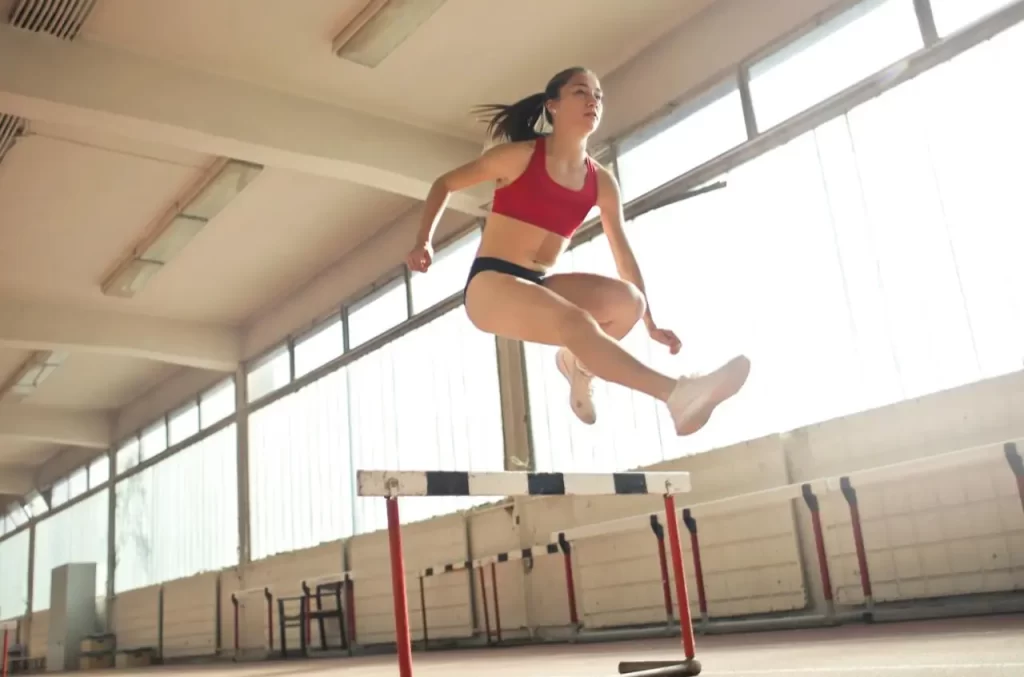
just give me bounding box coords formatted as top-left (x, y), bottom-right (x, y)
top-left (101, 158), bottom-right (263, 299)
top-left (5, 350), bottom-right (69, 398)
top-left (333, 0), bottom-right (447, 68)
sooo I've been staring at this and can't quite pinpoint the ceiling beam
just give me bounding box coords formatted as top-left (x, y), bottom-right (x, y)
top-left (0, 298), bottom-right (240, 372)
top-left (0, 403), bottom-right (111, 449)
top-left (0, 24), bottom-right (491, 214)
top-left (0, 467), bottom-right (33, 495)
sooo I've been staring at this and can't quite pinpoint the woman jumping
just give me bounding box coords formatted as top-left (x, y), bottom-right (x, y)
top-left (406, 66), bottom-right (750, 435)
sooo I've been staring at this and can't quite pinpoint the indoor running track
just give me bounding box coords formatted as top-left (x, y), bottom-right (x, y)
top-left (89, 615), bottom-right (1024, 677)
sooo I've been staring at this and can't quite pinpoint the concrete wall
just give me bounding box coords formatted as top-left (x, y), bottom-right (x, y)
top-left (14, 369), bottom-right (1024, 660)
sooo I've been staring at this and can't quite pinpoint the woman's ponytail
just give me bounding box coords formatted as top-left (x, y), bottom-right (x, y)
top-left (473, 66), bottom-right (590, 143)
top-left (473, 92), bottom-right (547, 143)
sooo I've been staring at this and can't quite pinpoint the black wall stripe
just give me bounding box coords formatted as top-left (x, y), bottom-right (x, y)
top-left (546, 543), bottom-right (559, 555)
top-left (612, 472), bottom-right (649, 495)
top-left (521, 548), bottom-right (532, 559)
top-left (528, 472), bottom-right (566, 495)
top-left (424, 567), bottom-right (434, 577)
top-left (444, 563), bottom-right (455, 573)
top-left (425, 470), bottom-right (471, 496)
top-left (497, 552), bottom-right (509, 563)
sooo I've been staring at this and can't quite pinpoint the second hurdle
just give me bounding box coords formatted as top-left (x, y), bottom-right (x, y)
top-left (356, 469), bottom-right (702, 677)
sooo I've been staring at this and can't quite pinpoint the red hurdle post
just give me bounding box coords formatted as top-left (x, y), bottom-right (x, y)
top-left (386, 496), bottom-right (414, 677)
top-left (663, 492), bottom-right (697, 663)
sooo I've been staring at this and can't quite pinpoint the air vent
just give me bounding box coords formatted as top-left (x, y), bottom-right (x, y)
top-left (0, 0), bottom-right (98, 163)
top-left (0, 113), bottom-right (21, 164)
top-left (9, 0), bottom-right (97, 39)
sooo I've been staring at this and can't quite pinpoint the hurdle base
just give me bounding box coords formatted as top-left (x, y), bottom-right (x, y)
top-left (618, 659), bottom-right (701, 676)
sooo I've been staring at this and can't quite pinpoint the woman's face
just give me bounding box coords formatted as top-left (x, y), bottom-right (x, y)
top-left (549, 70), bottom-right (603, 135)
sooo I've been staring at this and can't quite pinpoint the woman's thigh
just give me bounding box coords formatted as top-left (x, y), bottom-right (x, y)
top-left (542, 272), bottom-right (645, 329)
top-left (464, 271), bottom-right (593, 346)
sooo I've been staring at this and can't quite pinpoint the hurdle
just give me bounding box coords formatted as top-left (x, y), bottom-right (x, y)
top-left (552, 437), bottom-right (1024, 632)
top-left (418, 543), bottom-right (563, 646)
top-left (357, 469), bottom-right (702, 677)
top-left (557, 482), bottom-right (825, 631)
top-left (298, 571), bottom-right (355, 655)
top-left (230, 586), bottom-right (274, 661)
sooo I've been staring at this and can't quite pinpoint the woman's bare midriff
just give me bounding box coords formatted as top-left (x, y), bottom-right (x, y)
top-left (475, 212), bottom-right (570, 272)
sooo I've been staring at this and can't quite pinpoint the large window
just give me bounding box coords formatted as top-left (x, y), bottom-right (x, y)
top-left (349, 308), bottom-right (504, 533)
top-left (33, 490), bottom-right (108, 611)
top-left (200, 378), bottom-right (236, 428)
top-left (168, 401), bottom-right (200, 445)
top-left (748, 0), bottom-right (923, 131)
top-left (0, 529), bottom-right (29, 619)
top-left (249, 306), bottom-right (505, 556)
top-left (617, 81), bottom-right (748, 202)
top-left (528, 13), bottom-right (1024, 470)
top-left (248, 367), bottom-right (355, 560)
top-left (294, 314), bottom-right (344, 378)
top-left (931, 0), bottom-right (1020, 36)
top-left (114, 426), bottom-right (238, 593)
top-left (409, 228), bottom-right (481, 312)
top-left (347, 278), bottom-right (410, 349)
top-left (247, 344), bottom-right (291, 403)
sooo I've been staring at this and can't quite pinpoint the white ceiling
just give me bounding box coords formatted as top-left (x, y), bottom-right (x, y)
top-left (0, 0), bottom-right (711, 491)
top-left (81, 0), bottom-right (697, 138)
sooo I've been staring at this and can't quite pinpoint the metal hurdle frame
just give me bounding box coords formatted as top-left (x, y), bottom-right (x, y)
top-left (230, 586), bottom-right (274, 661)
top-left (554, 439), bottom-right (1024, 634)
top-left (299, 571), bottom-right (357, 653)
top-left (357, 469), bottom-right (702, 677)
top-left (417, 542), bottom-right (563, 647)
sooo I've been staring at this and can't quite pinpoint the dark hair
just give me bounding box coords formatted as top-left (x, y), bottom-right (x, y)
top-left (474, 66), bottom-right (590, 142)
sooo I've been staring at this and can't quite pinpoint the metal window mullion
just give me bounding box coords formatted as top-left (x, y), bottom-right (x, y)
top-left (403, 265), bottom-right (414, 319)
top-left (287, 336), bottom-right (296, 383)
top-left (235, 366), bottom-right (251, 566)
top-left (738, 65), bottom-right (759, 139)
top-left (914, 0), bottom-right (940, 46)
top-left (105, 445), bottom-right (116, 624)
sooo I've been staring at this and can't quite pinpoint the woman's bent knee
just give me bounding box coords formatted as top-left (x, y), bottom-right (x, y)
top-left (554, 306), bottom-right (601, 345)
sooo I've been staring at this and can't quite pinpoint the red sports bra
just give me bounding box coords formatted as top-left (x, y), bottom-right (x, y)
top-left (491, 135), bottom-right (599, 238)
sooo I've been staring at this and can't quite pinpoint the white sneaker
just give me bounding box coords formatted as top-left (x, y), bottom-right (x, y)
top-left (556, 347), bottom-right (597, 425)
top-left (666, 355), bottom-right (751, 436)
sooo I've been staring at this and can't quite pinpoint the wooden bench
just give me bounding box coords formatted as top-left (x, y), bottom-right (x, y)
top-left (114, 646), bottom-right (159, 669)
top-left (6, 654), bottom-right (46, 674)
top-left (78, 632), bottom-right (116, 670)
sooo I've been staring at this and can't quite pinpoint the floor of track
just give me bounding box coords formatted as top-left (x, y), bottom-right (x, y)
top-left (81, 615), bottom-right (1024, 676)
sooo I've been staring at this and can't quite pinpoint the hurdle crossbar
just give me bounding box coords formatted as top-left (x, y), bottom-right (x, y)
top-left (420, 542), bottom-right (561, 578)
top-left (357, 469), bottom-right (700, 677)
top-left (357, 469), bottom-right (691, 498)
top-left (418, 542), bottom-right (564, 646)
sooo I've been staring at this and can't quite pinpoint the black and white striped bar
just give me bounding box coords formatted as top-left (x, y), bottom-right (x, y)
top-left (419, 559), bottom-right (471, 578)
top-left (357, 470), bottom-right (691, 498)
top-left (420, 543), bottom-right (561, 578)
